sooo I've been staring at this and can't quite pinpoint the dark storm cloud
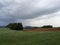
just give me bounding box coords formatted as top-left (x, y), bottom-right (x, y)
top-left (11, 0), bottom-right (60, 19)
top-left (0, 0), bottom-right (60, 19)
top-left (0, 0), bottom-right (60, 26)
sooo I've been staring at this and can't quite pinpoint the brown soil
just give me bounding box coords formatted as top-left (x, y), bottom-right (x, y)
top-left (24, 28), bottom-right (60, 32)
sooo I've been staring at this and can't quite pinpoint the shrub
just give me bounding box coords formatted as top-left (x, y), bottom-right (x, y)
top-left (6, 23), bottom-right (23, 30)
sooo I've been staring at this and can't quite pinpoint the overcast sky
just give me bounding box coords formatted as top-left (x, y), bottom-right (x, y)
top-left (0, 0), bottom-right (60, 27)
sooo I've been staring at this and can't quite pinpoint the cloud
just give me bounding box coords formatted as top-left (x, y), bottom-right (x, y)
top-left (0, 0), bottom-right (60, 26)
top-left (9, 0), bottom-right (60, 19)
top-left (23, 11), bottom-right (60, 27)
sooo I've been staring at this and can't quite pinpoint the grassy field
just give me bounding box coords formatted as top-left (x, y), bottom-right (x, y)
top-left (0, 28), bottom-right (60, 45)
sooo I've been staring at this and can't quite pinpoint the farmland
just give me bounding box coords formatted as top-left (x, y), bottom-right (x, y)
top-left (24, 28), bottom-right (60, 32)
top-left (0, 28), bottom-right (60, 45)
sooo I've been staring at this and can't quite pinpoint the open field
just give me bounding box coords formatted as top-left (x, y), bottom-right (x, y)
top-left (0, 28), bottom-right (60, 45)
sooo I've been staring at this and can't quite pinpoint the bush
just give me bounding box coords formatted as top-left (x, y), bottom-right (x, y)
top-left (6, 23), bottom-right (23, 30)
top-left (41, 25), bottom-right (53, 28)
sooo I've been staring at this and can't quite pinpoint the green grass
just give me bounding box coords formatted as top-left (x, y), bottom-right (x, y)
top-left (0, 28), bottom-right (60, 45)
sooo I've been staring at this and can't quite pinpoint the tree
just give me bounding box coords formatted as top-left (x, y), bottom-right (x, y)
top-left (41, 25), bottom-right (53, 28)
top-left (6, 23), bottom-right (23, 30)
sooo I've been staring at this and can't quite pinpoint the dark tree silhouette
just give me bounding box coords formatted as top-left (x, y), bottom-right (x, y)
top-left (6, 23), bottom-right (23, 30)
top-left (41, 25), bottom-right (53, 28)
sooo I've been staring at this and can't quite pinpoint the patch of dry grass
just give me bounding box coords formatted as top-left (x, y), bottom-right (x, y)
top-left (24, 28), bottom-right (60, 32)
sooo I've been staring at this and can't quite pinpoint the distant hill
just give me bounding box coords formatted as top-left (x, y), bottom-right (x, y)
top-left (24, 26), bottom-right (32, 29)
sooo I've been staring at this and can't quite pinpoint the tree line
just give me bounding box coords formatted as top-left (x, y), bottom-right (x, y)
top-left (6, 23), bottom-right (53, 31)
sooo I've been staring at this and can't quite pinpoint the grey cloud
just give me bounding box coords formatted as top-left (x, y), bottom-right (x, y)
top-left (8, 0), bottom-right (60, 19)
top-left (0, 0), bottom-right (60, 26)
